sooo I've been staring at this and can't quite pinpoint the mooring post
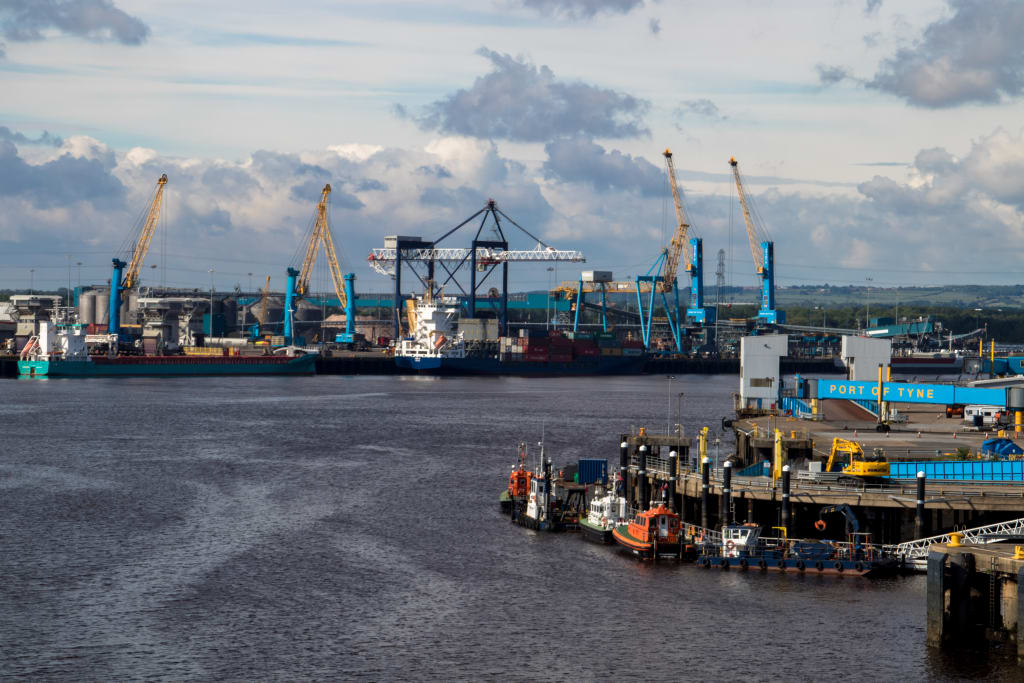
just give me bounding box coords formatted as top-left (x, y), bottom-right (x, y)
top-left (949, 552), bottom-right (974, 643)
top-left (701, 456), bottom-right (710, 529)
top-left (619, 441), bottom-right (629, 502)
top-left (916, 471), bottom-right (927, 539)
top-left (721, 461), bottom-right (733, 527)
top-left (781, 464), bottom-right (791, 536)
top-left (1017, 565), bottom-right (1024, 662)
top-left (668, 450), bottom-right (678, 513)
top-left (638, 445), bottom-right (648, 510)
top-left (926, 550), bottom-right (947, 648)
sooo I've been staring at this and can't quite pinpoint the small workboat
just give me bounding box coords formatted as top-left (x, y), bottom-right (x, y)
top-left (696, 523), bottom-right (898, 575)
top-left (579, 486), bottom-right (627, 544)
top-left (612, 504), bottom-right (685, 559)
top-left (500, 443), bottom-right (532, 515)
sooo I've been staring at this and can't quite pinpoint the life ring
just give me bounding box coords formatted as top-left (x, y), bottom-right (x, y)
top-left (725, 540), bottom-right (736, 550)
top-left (719, 558), bottom-right (729, 569)
top-left (854, 561), bottom-right (865, 572)
top-left (833, 561), bottom-right (844, 572)
top-left (758, 559), bottom-right (768, 570)
top-left (739, 558), bottom-right (749, 569)
top-left (796, 560), bottom-right (806, 571)
top-left (814, 561), bottom-right (825, 571)
top-left (814, 520), bottom-right (826, 531)
top-left (601, 517), bottom-right (607, 525)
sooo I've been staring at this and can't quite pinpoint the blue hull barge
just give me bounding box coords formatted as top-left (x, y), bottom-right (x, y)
top-left (696, 523), bottom-right (899, 576)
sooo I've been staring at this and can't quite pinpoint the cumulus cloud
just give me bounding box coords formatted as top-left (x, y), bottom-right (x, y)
top-left (0, 0), bottom-right (150, 46)
top-left (542, 136), bottom-right (662, 195)
top-left (516, 0), bottom-right (644, 20)
top-left (867, 0), bottom-right (1024, 107)
top-left (815, 64), bottom-right (851, 87)
top-left (0, 137), bottom-right (123, 209)
top-left (412, 47), bottom-right (650, 142)
top-left (674, 99), bottom-right (726, 121)
top-left (0, 125), bottom-right (62, 147)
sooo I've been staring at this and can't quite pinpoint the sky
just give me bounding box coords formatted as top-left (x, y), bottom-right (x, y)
top-left (3, 0), bottom-right (1024, 296)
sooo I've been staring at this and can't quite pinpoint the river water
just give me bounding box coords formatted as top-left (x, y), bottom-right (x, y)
top-left (0, 374), bottom-right (1017, 680)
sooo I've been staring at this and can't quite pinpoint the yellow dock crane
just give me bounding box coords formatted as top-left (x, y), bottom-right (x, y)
top-left (664, 149), bottom-right (714, 325)
top-left (109, 174), bottom-right (168, 336)
top-left (728, 157), bottom-right (784, 325)
top-left (284, 184), bottom-right (360, 346)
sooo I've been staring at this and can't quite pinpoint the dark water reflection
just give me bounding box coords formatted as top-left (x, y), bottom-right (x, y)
top-left (0, 374), bottom-right (1016, 680)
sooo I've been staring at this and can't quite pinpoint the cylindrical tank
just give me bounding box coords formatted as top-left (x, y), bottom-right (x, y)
top-left (95, 290), bottom-right (110, 325)
top-left (1007, 387), bottom-right (1024, 411)
top-left (79, 291), bottom-right (96, 325)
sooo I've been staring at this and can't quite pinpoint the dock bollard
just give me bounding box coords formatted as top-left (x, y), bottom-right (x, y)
top-left (638, 444), bottom-right (648, 511)
top-left (668, 451), bottom-right (677, 513)
top-left (722, 461), bottom-right (733, 527)
top-left (915, 471), bottom-right (927, 539)
top-left (781, 464), bottom-right (791, 536)
top-left (619, 441), bottom-right (629, 501)
top-left (701, 457), bottom-right (710, 529)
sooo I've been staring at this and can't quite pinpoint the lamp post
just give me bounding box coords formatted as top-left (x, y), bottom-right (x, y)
top-left (76, 261), bottom-right (82, 289)
top-left (666, 375), bottom-right (676, 434)
top-left (546, 266), bottom-right (554, 330)
top-left (67, 254), bottom-right (72, 307)
top-left (675, 392), bottom-right (685, 436)
top-left (208, 268), bottom-right (215, 337)
top-left (29, 268), bottom-right (34, 294)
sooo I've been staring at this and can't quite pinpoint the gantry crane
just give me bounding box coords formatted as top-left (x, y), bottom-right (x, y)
top-left (729, 157), bottom-right (785, 325)
top-left (664, 149), bottom-right (715, 325)
top-left (109, 174), bottom-right (168, 338)
top-left (284, 184), bottom-right (358, 345)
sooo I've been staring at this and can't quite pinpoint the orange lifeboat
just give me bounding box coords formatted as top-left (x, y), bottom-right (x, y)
top-left (612, 504), bottom-right (683, 560)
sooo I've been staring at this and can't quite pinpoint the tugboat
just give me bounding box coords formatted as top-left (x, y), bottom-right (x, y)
top-left (579, 485), bottom-right (627, 544)
top-left (500, 443), bottom-right (532, 515)
top-left (612, 503), bottom-right (685, 560)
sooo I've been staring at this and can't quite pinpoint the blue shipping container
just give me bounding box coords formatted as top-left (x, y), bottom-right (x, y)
top-left (577, 458), bottom-right (608, 485)
top-left (887, 460), bottom-right (1024, 482)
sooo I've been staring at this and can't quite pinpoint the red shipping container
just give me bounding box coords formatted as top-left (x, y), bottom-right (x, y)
top-left (550, 354), bottom-right (572, 362)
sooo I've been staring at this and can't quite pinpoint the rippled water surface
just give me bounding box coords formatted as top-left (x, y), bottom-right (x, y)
top-left (0, 374), bottom-right (1018, 680)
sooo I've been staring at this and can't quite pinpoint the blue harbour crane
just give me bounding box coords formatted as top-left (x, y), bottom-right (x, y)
top-left (729, 157), bottom-right (785, 325)
top-left (109, 174), bottom-right (168, 339)
top-left (284, 183), bottom-right (356, 346)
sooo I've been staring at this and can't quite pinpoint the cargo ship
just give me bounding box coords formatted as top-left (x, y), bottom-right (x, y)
top-left (394, 295), bottom-right (646, 375)
top-left (18, 321), bottom-right (316, 377)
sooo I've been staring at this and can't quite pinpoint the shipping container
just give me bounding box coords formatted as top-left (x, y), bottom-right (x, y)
top-left (577, 458), bottom-right (608, 485)
top-left (623, 347), bottom-right (643, 356)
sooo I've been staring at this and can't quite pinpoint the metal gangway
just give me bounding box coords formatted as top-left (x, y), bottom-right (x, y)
top-left (887, 517), bottom-right (1024, 571)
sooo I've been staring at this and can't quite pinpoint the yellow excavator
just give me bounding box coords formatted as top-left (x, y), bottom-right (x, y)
top-left (825, 438), bottom-right (890, 481)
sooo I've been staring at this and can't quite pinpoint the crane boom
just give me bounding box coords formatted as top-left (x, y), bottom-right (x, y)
top-left (122, 174), bottom-right (168, 290)
top-left (662, 149), bottom-right (692, 290)
top-left (728, 157), bottom-right (763, 272)
top-left (295, 183), bottom-right (347, 306)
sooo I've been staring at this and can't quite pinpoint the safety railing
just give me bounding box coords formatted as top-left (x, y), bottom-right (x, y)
top-left (886, 517), bottom-right (1024, 559)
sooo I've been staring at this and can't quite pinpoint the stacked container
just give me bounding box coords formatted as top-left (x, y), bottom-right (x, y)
top-left (549, 330), bottom-right (572, 363)
top-left (621, 338), bottom-right (644, 356)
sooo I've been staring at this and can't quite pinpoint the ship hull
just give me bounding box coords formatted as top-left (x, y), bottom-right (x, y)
top-left (579, 518), bottom-right (614, 544)
top-left (395, 354), bottom-right (646, 376)
top-left (18, 354), bottom-right (317, 377)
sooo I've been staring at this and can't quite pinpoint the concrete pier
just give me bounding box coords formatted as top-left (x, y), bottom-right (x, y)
top-left (927, 543), bottom-right (1024, 663)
